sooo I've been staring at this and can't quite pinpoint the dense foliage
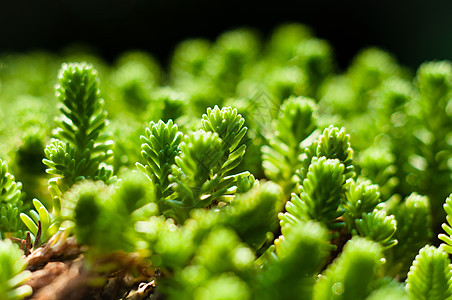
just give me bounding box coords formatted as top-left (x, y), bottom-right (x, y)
top-left (1, 23), bottom-right (452, 299)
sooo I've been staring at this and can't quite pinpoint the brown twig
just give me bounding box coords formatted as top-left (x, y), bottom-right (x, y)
top-left (34, 221), bottom-right (42, 249)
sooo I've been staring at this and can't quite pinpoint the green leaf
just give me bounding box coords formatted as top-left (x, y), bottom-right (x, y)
top-left (406, 245), bottom-right (452, 300)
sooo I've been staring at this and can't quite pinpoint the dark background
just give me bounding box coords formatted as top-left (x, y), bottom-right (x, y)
top-left (1, 0), bottom-right (451, 70)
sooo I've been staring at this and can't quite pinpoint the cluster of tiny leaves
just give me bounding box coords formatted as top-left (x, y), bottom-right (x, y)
top-left (314, 237), bottom-right (384, 299)
top-left (299, 125), bottom-right (354, 181)
top-left (139, 106), bottom-right (249, 223)
top-left (257, 221), bottom-right (330, 299)
top-left (355, 209), bottom-right (397, 250)
top-left (342, 179), bottom-right (381, 226)
top-left (201, 106), bottom-right (247, 159)
top-left (0, 239), bottom-right (32, 299)
top-left (262, 96), bottom-right (317, 196)
top-left (20, 199), bottom-right (58, 243)
top-left (0, 159), bottom-right (23, 238)
top-left (22, 63), bottom-right (115, 245)
top-left (280, 157), bottom-right (345, 230)
top-left (387, 193), bottom-right (432, 278)
top-left (439, 194), bottom-right (452, 254)
top-left (222, 181), bottom-right (284, 249)
top-left (413, 61), bottom-right (452, 230)
top-left (406, 245), bottom-right (452, 300)
top-left (44, 62), bottom-right (113, 182)
top-left (137, 119), bottom-right (182, 206)
top-left (0, 159), bottom-right (24, 237)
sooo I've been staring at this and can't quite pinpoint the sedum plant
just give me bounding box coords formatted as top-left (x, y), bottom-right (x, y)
top-left (21, 62), bottom-right (114, 245)
top-left (262, 96), bottom-right (317, 197)
top-left (62, 179), bottom-right (143, 257)
top-left (342, 179), bottom-right (381, 227)
top-left (314, 237), bottom-right (384, 300)
top-left (256, 220), bottom-right (331, 299)
top-left (222, 181), bottom-right (283, 249)
top-left (439, 193), bottom-right (452, 254)
top-left (139, 105), bottom-right (249, 223)
top-left (386, 193), bottom-right (432, 278)
top-left (280, 157), bottom-right (346, 230)
top-left (405, 245), bottom-right (452, 300)
top-left (137, 119), bottom-right (182, 213)
top-left (0, 159), bottom-right (25, 239)
top-left (298, 125), bottom-right (355, 182)
top-left (0, 239), bottom-right (32, 299)
top-left (409, 62), bottom-right (452, 232)
top-left (354, 209), bottom-right (397, 250)
top-left (45, 62), bottom-right (114, 191)
top-left (2, 22), bottom-right (452, 300)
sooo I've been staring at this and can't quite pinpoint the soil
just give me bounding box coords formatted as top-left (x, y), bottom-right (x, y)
top-left (19, 234), bottom-right (158, 300)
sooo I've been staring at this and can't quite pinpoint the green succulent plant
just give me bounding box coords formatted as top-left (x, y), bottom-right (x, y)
top-left (1, 22), bottom-right (452, 300)
top-left (406, 245), bottom-right (452, 300)
top-left (0, 159), bottom-right (25, 239)
top-left (0, 239), bottom-right (32, 299)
